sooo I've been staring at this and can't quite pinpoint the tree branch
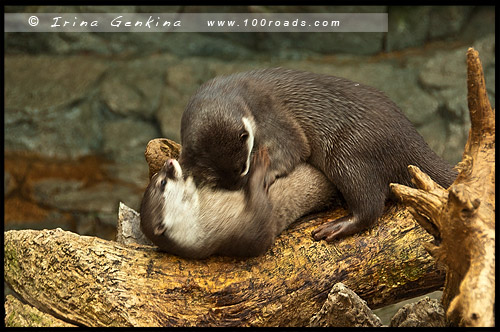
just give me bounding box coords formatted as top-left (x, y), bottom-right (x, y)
top-left (391, 48), bottom-right (495, 327)
top-left (5, 201), bottom-right (444, 327)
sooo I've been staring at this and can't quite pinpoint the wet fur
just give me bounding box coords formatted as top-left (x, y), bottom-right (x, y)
top-left (179, 67), bottom-right (457, 241)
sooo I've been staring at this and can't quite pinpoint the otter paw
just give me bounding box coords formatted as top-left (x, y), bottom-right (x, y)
top-left (311, 217), bottom-right (360, 242)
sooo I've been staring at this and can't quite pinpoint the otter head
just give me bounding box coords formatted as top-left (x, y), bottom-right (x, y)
top-left (140, 159), bottom-right (201, 250)
top-left (179, 113), bottom-right (256, 191)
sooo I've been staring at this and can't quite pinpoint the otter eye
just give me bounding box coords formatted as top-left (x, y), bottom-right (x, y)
top-left (239, 131), bottom-right (249, 142)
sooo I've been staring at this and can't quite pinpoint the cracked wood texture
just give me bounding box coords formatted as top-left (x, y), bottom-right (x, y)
top-left (391, 48), bottom-right (495, 327)
top-left (4, 295), bottom-right (76, 327)
top-left (5, 203), bottom-right (444, 327)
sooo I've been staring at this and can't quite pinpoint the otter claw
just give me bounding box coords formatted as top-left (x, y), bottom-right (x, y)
top-left (312, 216), bottom-right (361, 242)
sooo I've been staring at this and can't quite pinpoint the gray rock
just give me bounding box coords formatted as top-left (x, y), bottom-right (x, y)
top-left (157, 87), bottom-right (185, 141)
top-left (419, 49), bottom-right (467, 90)
top-left (260, 32), bottom-right (384, 57)
top-left (7, 27), bottom-right (255, 58)
top-left (116, 202), bottom-right (153, 246)
top-left (414, 115), bottom-right (449, 161)
top-left (462, 6), bottom-right (496, 41)
top-left (4, 55), bottom-right (108, 110)
top-left (386, 6), bottom-right (432, 52)
top-left (4, 171), bottom-right (17, 197)
top-left (157, 58), bottom-right (218, 141)
top-left (100, 59), bottom-right (166, 119)
top-left (444, 121), bottom-right (470, 166)
top-left (434, 88), bottom-right (468, 121)
top-left (419, 34), bottom-right (495, 91)
top-left (102, 118), bottom-right (160, 163)
top-left (428, 6), bottom-right (474, 39)
top-left (32, 179), bottom-right (85, 204)
top-left (168, 33), bottom-right (259, 60)
top-left (5, 210), bottom-right (74, 234)
top-left (428, 90), bottom-right (469, 165)
top-left (362, 66), bottom-right (439, 126)
top-left (165, 57), bottom-right (217, 90)
top-left (50, 33), bottom-right (114, 55)
top-left (414, 35), bottom-right (495, 164)
top-left (32, 180), bottom-right (143, 219)
top-left (5, 98), bottom-right (104, 158)
top-left (4, 54), bottom-right (107, 158)
top-left (72, 212), bottom-right (117, 239)
top-left (309, 282), bottom-right (382, 327)
top-left (396, 89), bottom-right (441, 127)
top-left (390, 296), bottom-right (447, 327)
top-left (102, 162), bottom-right (150, 189)
top-left (373, 291), bottom-right (443, 326)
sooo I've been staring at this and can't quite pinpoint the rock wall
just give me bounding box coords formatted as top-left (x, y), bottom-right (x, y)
top-left (4, 5), bottom-right (495, 240)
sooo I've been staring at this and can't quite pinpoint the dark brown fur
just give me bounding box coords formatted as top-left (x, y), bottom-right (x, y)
top-left (179, 67), bottom-right (457, 242)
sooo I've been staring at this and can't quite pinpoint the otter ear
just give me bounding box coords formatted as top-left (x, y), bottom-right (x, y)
top-left (164, 159), bottom-right (183, 180)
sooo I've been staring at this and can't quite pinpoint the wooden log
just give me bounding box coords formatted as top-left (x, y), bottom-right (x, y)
top-left (4, 295), bottom-right (76, 327)
top-left (5, 202), bottom-right (444, 327)
top-left (391, 48), bottom-right (495, 327)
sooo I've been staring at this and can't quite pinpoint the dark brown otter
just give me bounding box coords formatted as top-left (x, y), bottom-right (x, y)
top-left (179, 67), bottom-right (457, 242)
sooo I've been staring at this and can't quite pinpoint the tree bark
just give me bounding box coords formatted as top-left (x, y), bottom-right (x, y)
top-left (4, 295), bottom-right (76, 327)
top-left (391, 48), bottom-right (495, 327)
top-left (5, 201), bottom-right (444, 327)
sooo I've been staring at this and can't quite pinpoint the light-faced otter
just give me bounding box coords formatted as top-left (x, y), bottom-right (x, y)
top-left (140, 148), bottom-right (337, 258)
top-left (179, 67), bottom-right (457, 242)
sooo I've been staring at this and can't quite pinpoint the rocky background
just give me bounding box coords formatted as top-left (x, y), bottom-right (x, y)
top-left (4, 6), bottom-right (495, 244)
